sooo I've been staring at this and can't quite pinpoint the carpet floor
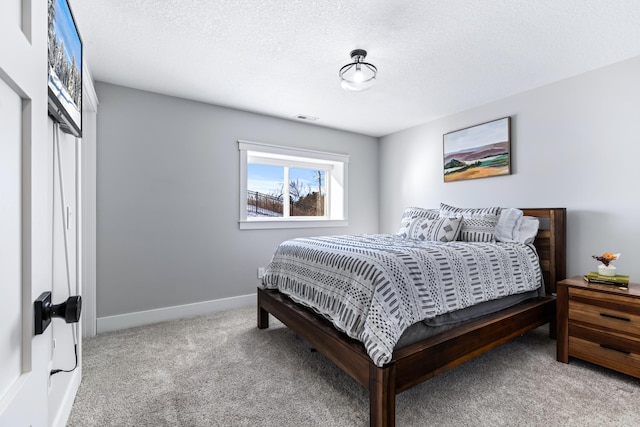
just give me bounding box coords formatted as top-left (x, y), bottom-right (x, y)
top-left (67, 306), bottom-right (640, 426)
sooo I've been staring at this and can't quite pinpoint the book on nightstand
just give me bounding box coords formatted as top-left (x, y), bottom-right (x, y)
top-left (583, 271), bottom-right (630, 287)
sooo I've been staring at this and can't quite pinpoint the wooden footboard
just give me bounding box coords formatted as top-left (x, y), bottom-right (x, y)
top-left (258, 287), bottom-right (555, 427)
top-left (257, 208), bottom-right (566, 427)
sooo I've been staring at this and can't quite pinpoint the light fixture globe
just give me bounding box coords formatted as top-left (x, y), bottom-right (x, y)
top-left (339, 49), bottom-right (377, 91)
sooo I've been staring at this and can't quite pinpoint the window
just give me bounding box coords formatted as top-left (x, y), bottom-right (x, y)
top-left (239, 140), bottom-right (349, 229)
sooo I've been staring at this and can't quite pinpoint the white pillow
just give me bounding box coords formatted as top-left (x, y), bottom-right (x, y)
top-left (495, 208), bottom-right (523, 242)
top-left (515, 216), bottom-right (539, 244)
top-left (406, 216), bottom-right (463, 242)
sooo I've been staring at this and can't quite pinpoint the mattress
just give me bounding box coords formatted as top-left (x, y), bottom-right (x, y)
top-left (395, 288), bottom-right (542, 348)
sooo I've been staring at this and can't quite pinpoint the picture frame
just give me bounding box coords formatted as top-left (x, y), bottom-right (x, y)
top-left (443, 116), bottom-right (511, 182)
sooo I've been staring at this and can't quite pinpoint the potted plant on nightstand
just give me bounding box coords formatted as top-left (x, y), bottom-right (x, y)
top-left (592, 252), bottom-right (620, 276)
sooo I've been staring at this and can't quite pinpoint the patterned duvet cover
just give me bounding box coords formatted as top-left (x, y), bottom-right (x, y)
top-left (262, 234), bottom-right (542, 367)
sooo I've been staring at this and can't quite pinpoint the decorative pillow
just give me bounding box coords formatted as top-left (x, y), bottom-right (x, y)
top-left (406, 216), bottom-right (463, 242)
top-left (397, 207), bottom-right (439, 237)
top-left (439, 203), bottom-right (501, 242)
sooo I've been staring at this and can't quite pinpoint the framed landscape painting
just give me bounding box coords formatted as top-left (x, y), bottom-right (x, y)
top-left (443, 117), bottom-right (511, 182)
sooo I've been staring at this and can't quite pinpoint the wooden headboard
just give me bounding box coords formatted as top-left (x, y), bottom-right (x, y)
top-left (520, 208), bottom-right (567, 294)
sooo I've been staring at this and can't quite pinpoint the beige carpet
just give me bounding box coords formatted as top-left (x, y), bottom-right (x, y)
top-left (67, 306), bottom-right (640, 426)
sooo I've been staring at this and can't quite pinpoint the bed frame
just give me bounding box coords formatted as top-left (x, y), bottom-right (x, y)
top-left (257, 208), bottom-right (566, 427)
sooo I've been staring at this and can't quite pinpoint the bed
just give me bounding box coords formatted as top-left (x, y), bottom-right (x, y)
top-left (257, 207), bottom-right (566, 427)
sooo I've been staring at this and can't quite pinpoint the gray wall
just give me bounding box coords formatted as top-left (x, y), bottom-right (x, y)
top-left (97, 55), bottom-right (640, 319)
top-left (380, 55), bottom-right (640, 281)
top-left (95, 82), bottom-right (378, 318)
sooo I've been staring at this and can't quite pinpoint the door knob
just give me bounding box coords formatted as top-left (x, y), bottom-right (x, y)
top-left (34, 291), bottom-right (82, 335)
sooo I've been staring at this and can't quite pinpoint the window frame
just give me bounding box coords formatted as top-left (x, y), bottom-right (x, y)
top-left (238, 140), bottom-right (349, 230)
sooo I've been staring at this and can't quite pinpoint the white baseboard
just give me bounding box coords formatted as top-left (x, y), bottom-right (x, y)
top-left (96, 293), bottom-right (256, 334)
top-left (51, 368), bottom-right (81, 427)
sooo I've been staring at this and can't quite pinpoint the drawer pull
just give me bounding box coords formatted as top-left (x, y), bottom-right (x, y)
top-left (599, 344), bottom-right (631, 355)
top-left (599, 312), bottom-right (631, 322)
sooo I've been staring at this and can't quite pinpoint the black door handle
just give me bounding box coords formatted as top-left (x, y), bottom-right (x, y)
top-left (34, 291), bottom-right (82, 335)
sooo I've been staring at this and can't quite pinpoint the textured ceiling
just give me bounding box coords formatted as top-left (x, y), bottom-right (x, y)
top-left (70, 0), bottom-right (640, 137)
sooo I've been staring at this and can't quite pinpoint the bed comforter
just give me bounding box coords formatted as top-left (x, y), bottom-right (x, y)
top-left (262, 234), bottom-right (542, 367)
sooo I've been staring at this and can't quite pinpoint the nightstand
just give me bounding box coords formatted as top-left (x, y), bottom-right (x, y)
top-left (556, 276), bottom-right (640, 378)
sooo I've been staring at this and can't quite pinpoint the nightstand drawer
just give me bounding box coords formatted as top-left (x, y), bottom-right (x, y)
top-left (568, 287), bottom-right (640, 336)
top-left (569, 287), bottom-right (640, 312)
top-left (569, 300), bottom-right (640, 337)
top-left (569, 336), bottom-right (640, 378)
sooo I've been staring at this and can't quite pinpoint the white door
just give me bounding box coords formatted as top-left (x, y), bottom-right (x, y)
top-left (0, 65), bottom-right (47, 427)
top-left (1, 2), bottom-right (54, 426)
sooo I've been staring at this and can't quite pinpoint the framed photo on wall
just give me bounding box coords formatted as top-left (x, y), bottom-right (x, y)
top-left (443, 117), bottom-right (511, 182)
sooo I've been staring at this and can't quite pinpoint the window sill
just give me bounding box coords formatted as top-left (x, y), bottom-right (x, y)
top-left (239, 218), bottom-right (348, 230)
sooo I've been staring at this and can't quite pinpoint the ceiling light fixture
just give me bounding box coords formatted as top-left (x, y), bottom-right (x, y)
top-left (339, 49), bottom-right (377, 91)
